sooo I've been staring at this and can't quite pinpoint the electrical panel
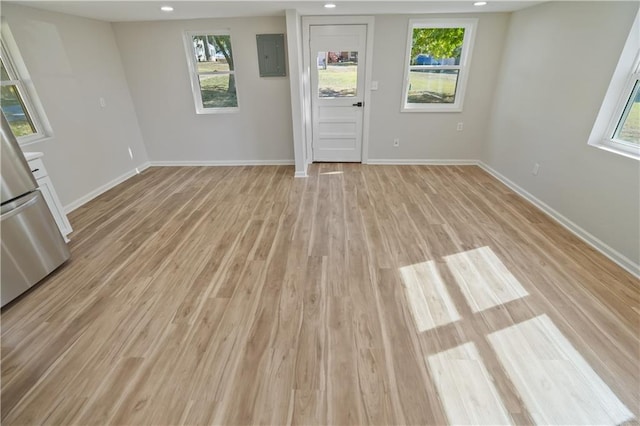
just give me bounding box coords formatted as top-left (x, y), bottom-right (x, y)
top-left (256, 34), bottom-right (286, 77)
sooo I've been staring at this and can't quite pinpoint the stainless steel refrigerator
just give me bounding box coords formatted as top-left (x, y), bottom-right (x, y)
top-left (1, 112), bottom-right (70, 307)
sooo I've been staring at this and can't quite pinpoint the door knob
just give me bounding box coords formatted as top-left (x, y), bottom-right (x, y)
top-left (352, 102), bottom-right (363, 107)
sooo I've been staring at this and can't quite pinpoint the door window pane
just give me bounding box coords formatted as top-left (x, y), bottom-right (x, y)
top-left (317, 51), bottom-right (358, 98)
top-left (613, 80), bottom-right (640, 145)
top-left (199, 74), bottom-right (238, 108)
top-left (0, 85), bottom-right (36, 137)
top-left (407, 70), bottom-right (459, 104)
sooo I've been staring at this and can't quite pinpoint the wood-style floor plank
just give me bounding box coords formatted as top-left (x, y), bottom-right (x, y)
top-left (1, 164), bottom-right (638, 425)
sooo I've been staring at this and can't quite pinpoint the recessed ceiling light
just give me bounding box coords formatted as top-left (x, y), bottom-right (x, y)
top-left (160, 6), bottom-right (174, 12)
top-left (473, 1), bottom-right (487, 6)
top-left (324, 3), bottom-right (337, 8)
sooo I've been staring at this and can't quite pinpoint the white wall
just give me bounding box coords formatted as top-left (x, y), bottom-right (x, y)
top-left (483, 1), bottom-right (640, 271)
top-left (112, 17), bottom-right (294, 164)
top-left (2, 3), bottom-right (149, 209)
top-left (367, 13), bottom-right (510, 161)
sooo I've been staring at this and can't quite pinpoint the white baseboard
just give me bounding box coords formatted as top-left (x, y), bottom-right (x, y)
top-left (478, 161), bottom-right (639, 278)
top-left (150, 160), bottom-right (294, 166)
top-left (294, 171), bottom-right (308, 178)
top-left (64, 162), bottom-right (151, 213)
top-left (366, 158), bottom-right (479, 165)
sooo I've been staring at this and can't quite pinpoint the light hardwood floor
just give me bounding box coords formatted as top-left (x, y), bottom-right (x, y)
top-left (1, 164), bottom-right (638, 425)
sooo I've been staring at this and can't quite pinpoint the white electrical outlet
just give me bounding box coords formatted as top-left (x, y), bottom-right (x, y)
top-left (393, 138), bottom-right (400, 147)
top-left (457, 122), bottom-right (464, 131)
top-left (532, 163), bottom-right (540, 176)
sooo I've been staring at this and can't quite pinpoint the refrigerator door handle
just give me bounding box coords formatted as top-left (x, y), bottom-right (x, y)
top-left (1, 192), bottom-right (39, 218)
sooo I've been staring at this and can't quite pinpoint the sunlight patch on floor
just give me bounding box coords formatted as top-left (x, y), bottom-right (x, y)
top-left (444, 246), bottom-right (528, 313)
top-left (427, 342), bottom-right (512, 425)
top-left (400, 260), bottom-right (460, 332)
top-left (401, 246), bottom-right (634, 426)
top-left (488, 314), bottom-right (634, 425)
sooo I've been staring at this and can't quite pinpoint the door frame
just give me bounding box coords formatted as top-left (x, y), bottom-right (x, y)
top-left (302, 16), bottom-right (375, 164)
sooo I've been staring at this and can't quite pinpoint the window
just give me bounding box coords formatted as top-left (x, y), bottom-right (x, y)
top-left (588, 12), bottom-right (639, 160)
top-left (184, 31), bottom-right (239, 114)
top-left (401, 19), bottom-right (476, 112)
top-left (606, 51), bottom-right (639, 155)
top-left (0, 40), bottom-right (49, 143)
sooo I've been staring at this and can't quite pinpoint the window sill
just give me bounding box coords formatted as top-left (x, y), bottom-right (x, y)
top-left (401, 104), bottom-right (463, 113)
top-left (589, 139), bottom-right (639, 161)
top-left (18, 134), bottom-right (53, 147)
top-left (195, 107), bottom-right (240, 115)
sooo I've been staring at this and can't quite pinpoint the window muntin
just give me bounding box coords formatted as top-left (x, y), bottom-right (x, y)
top-left (184, 31), bottom-right (239, 113)
top-left (402, 19), bottom-right (476, 112)
top-left (0, 44), bottom-right (45, 142)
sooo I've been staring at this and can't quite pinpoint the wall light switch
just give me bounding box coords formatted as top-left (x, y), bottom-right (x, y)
top-left (99, 97), bottom-right (106, 108)
top-left (371, 81), bottom-right (379, 90)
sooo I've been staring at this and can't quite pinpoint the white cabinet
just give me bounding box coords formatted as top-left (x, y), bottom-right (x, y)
top-left (25, 153), bottom-right (72, 242)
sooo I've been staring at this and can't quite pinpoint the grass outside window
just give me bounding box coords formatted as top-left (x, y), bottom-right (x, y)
top-left (199, 74), bottom-right (238, 109)
top-left (407, 70), bottom-right (459, 104)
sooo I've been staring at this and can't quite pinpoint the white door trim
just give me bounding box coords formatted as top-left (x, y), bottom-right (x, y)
top-left (302, 15), bottom-right (375, 164)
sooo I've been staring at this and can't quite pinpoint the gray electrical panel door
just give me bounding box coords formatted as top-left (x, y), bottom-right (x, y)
top-left (256, 34), bottom-right (286, 77)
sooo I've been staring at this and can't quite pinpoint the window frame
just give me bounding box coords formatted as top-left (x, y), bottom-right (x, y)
top-left (401, 18), bottom-right (477, 113)
top-left (588, 11), bottom-right (639, 160)
top-left (0, 25), bottom-right (51, 145)
top-left (602, 50), bottom-right (640, 158)
top-left (183, 30), bottom-right (240, 114)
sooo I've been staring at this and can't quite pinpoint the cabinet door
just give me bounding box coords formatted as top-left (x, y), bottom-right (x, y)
top-left (37, 176), bottom-right (72, 240)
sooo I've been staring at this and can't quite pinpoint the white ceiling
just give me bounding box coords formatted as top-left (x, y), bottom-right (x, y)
top-left (7, 0), bottom-right (544, 22)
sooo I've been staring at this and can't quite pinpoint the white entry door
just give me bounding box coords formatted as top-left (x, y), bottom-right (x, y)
top-left (310, 25), bottom-right (367, 162)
